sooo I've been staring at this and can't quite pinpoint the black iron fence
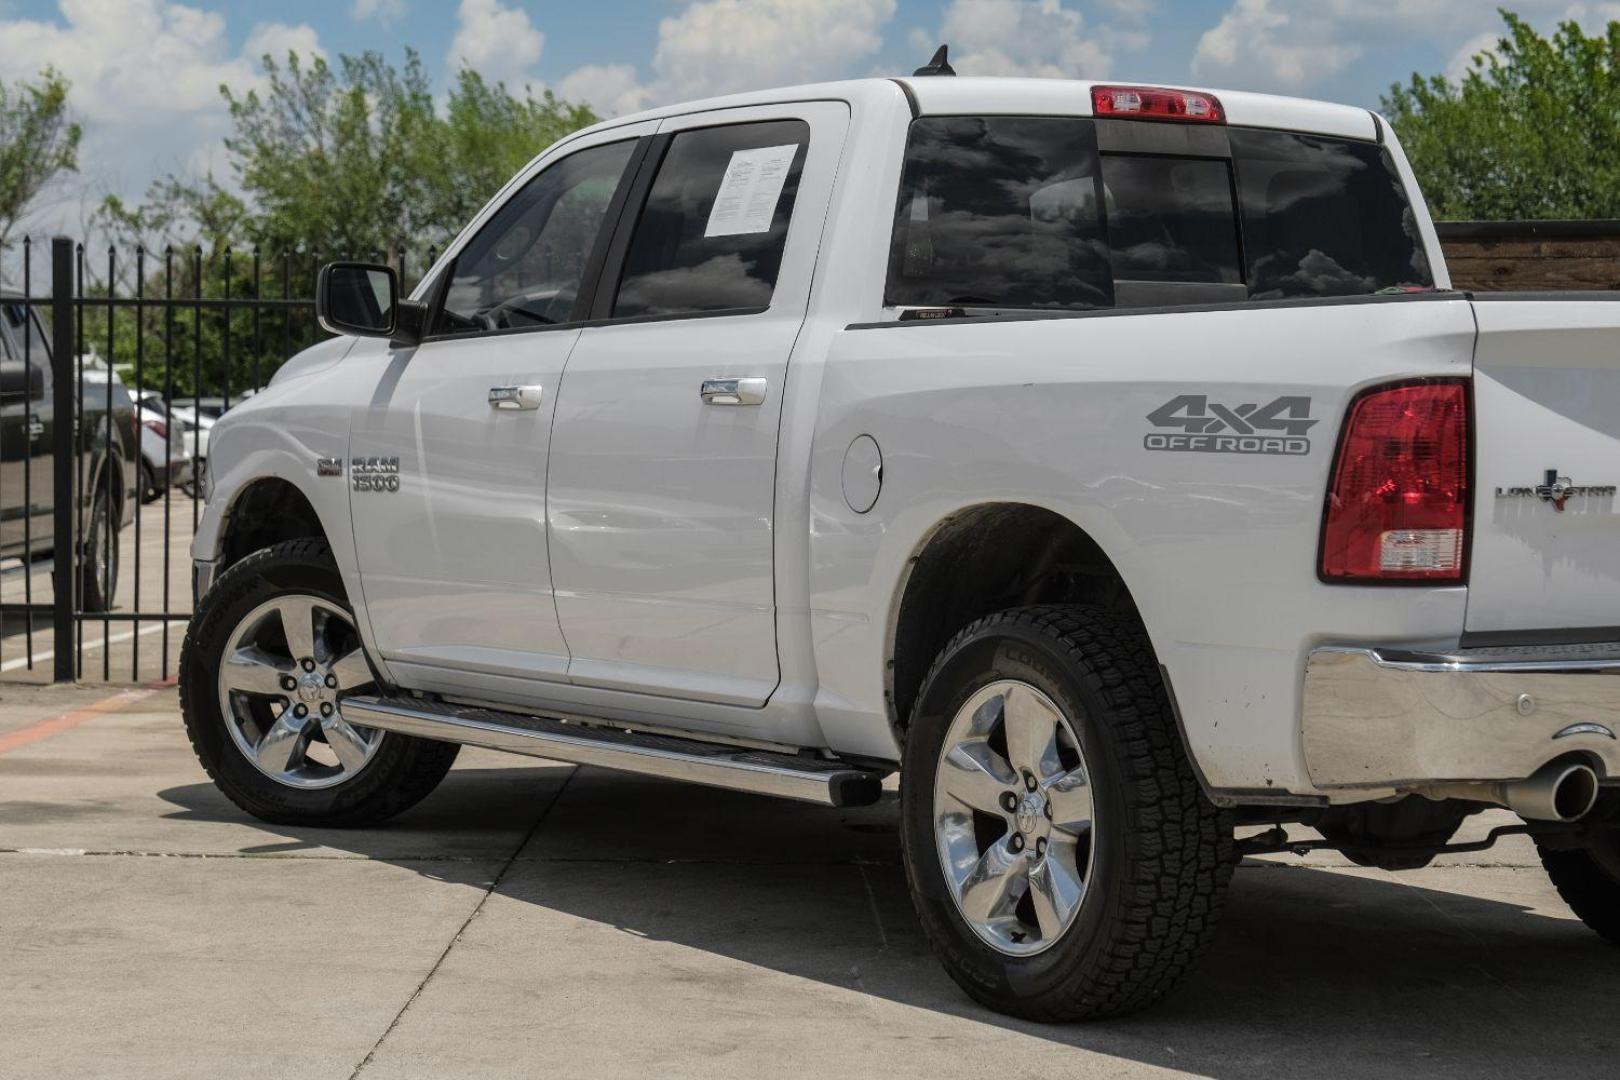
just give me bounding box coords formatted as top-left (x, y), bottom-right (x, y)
top-left (0, 236), bottom-right (433, 683)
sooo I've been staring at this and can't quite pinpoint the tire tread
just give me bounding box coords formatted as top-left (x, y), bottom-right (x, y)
top-left (905, 604), bottom-right (1235, 1021)
top-left (1538, 841), bottom-right (1620, 945)
top-left (179, 538), bottom-right (458, 828)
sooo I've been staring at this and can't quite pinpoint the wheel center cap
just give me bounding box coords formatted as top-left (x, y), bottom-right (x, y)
top-left (1016, 792), bottom-right (1043, 835)
top-left (296, 671), bottom-right (325, 703)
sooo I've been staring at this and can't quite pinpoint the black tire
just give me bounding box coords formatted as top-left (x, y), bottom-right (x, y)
top-left (140, 460), bottom-right (161, 504)
top-left (900, 605), bottom-right (1235, 1021)
top-left (79, 485), bottom-right (118, 613)
top-left (179, 538), bottom-right (459, 827)
top-left (1539, 831), bottom-right (1620, 945)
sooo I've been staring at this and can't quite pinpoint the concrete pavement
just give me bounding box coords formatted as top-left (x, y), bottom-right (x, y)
top-left (1, 682), bottom-right (1616, 1079)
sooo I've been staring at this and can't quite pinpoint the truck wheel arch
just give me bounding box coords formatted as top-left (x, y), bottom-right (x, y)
top-left (886, 502), bottom-right (1144, 741)
top-left (217, 477), bottom-right (329, 571)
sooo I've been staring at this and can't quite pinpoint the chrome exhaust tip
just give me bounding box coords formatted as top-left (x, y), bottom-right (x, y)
top-left (1425, 762), bottom-right (1601, 822)
top-left (1504, 763), bottom-right (1600, 823)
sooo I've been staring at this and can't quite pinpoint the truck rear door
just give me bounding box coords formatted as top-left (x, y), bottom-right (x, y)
top-left (1467, 296), bottom-right (1620, 639)
top-left (546, 101), bottom-right (848, 708)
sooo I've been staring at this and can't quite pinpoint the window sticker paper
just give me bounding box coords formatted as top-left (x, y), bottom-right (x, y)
top-left (704, 144), bottom-right (799, 238)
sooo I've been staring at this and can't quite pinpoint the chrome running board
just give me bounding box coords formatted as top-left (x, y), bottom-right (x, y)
top-left (341, 694), bottom-right (885, 808)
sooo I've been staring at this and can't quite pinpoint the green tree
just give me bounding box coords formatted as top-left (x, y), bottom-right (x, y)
top-left (104, 49), bottom-right (597, 262)
top-left (425, 67), bottom-right (598, 230)
top-left (95, 48), bottom-right (599, 397)
top-left (1383, 10), bottom-right (1620, 220)
top-left (0, 68), bottom-right (82, 252)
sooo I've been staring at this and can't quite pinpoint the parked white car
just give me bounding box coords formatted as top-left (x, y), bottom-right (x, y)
top-left (180, 67), bottom-right (1620, 1020)
top-left (134, 390), bottom-right (209, 473)
top-left (133, 403), bottom-right (192, 502)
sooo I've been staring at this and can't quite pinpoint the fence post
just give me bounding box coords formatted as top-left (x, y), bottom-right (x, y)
top-left (50, 238), bottom-right (75, 682)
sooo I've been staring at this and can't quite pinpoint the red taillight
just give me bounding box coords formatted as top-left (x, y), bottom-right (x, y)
top-left (1091, 85), bottom-right (1225, 124)
top-left (1320, 380), bottom-right (1470, 583)
top-left (142, 418), bottom-right (167, 439)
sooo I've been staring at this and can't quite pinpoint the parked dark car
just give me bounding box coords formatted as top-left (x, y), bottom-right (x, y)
top-left (0, 298), bottom-right (139, 611)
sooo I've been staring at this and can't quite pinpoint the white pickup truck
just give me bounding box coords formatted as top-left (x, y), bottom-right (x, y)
top-left (180, 68), bottom-right (1620, 1021)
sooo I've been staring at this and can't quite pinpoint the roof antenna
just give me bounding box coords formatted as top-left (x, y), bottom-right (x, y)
top-left (914, 44), bottom-right (956, 77)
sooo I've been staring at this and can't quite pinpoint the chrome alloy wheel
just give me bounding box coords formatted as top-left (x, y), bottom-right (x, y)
top-left (933, 679), bottom-right (1096, 956)
top-left (216, 594), bottom-right (382, 789)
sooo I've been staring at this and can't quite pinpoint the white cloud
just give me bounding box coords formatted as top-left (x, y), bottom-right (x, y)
top-left (1193, 0), bottom-right (1620, 95)
top-left (446, 0), bottom-right (544, 86)
top-left (1192, 0), bottom-right (1365, 92)
top-left (351, 0), bottom-right (408, 26)
top-left (1562, 3), bottom-right (1620, 25)
top-left (243, 22), bottom-right (327, 64)
top-left (557, 64), bottom-right (650, 117)
top-left (1444, 30), bottom-right (1500, 83)
top-left (0, 0), bottom-right (323, 236)
top-left (555, 0), bottom-right (897, 118)
top-left (0, 1), bottom-right (317, 122)
top-left (650, 0), bottom-right (896, 100)
top-left (925, 0), bottom-right (1115, 79)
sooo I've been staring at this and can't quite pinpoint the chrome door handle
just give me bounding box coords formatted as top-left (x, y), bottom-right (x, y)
top-left (700, 377), bottom-right (768, 406)
top-left (489, 385), bottom-right (543, 411)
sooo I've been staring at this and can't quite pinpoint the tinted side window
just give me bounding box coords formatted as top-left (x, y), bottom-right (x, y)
top-left (1, 305), bottom-right (51, 370)
top-left (1099, 155), bottom-right (1241, 286)
top-left (437, 139), bottom-right (635, 335)
top-left (886, 117), bottom-right (1111, 310)
top-left (612, 120), bottom-right (809, 319)
top-left (1231, 129), bottom-right (1432, 298)
top-left (24, 308), bottom-right (52, 363)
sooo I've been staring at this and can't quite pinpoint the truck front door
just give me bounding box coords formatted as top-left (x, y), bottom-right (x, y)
top-left (348, 123), bottom-right (654, 687)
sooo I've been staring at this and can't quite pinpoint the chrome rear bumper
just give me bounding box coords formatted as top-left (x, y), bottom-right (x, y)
top-left (1302, 642), bottom-right (1620, 790)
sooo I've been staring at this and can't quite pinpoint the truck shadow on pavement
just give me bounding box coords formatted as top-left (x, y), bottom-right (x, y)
top-left (159, 766), bottom-right (1619, 1078)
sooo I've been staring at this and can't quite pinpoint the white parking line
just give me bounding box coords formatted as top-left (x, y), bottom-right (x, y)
top-left (0, 622), bottom-right (174, 672)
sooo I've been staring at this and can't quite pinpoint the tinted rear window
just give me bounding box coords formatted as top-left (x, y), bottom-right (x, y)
top-left (1100, 155), bottom-right (1241, 285)
top-left (1230, 128), bottom-right (1431, 299)
top-left (885, 117), bottom-right (1433, 312)
top-left (885, 117), bottom-right (1111, 310)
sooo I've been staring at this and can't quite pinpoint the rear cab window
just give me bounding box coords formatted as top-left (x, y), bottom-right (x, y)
top-left (885, 112), bottom-right (1432, 317)
top-left (610, 119), bottom-right (809, 319)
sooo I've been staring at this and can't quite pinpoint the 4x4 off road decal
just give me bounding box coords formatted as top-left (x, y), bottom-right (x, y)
top-left (1145, 394), bottom-right (1316, 456)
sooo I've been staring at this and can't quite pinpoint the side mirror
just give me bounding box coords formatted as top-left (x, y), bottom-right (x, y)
top-left (0, 361), bottom-right (44, 400)
top-left (317, 262), bottom-right (400, 338)
top-left (316, 261), bottom-right (427, 348)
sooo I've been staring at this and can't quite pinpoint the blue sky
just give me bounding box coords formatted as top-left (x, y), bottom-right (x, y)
top-left (200, 0), bottom-right (1457, 106)
top-left (2, 0), bottom-right (1617, 231)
